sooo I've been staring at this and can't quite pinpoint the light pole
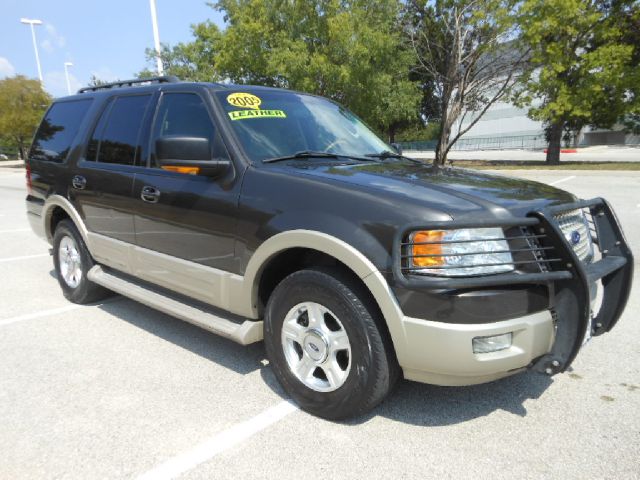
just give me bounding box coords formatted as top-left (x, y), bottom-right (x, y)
top-left (20, 18), bottom-right (44, 82)
top-left (64, 62), bottom-right (73, 95)
top-left (148, 0), bottom-right (164, 75)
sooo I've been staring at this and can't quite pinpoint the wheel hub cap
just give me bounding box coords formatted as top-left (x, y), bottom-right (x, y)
top-left (303, 330), bottom-right (328, 362)
top-left (58, 235), bottom-right (82, 289)
top-left (281, 301), bottom-right (352, 393)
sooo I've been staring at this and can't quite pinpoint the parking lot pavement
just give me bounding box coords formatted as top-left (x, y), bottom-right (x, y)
top-left (1, 168), bottom-right (639, 479)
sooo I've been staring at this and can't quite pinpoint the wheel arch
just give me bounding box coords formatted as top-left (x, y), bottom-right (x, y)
top-left (42, 195), bottom-right (89, 245)
top-left (242, 230), bottom-right (407, 360)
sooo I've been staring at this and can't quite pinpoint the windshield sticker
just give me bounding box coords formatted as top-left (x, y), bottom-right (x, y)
top-left (227, 92), bottom-right (262, 110)
top-left (228, 110), bottom-right (287, 120)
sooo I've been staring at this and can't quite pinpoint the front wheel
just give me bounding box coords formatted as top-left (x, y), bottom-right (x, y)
top-left (264, 267), bottom-right (399, 420)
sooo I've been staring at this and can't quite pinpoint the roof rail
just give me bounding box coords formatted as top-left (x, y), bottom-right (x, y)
top-left (77, 75), bottom-right (180, 93)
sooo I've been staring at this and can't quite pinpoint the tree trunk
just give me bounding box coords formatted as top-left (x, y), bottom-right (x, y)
top-left (546, 122), bottom-right (563, 165)
top-left (435, 123), bottom-right (450, 167)
top-left (388, 124), bottom-right (396, 144)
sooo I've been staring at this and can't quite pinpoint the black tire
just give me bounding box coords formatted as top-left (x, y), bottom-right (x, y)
top-left (52, 219), bottom-right (110, 304)
top-left (264, 267), bottom-right (399, 420)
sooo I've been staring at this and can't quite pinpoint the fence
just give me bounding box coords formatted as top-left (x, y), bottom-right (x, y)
top-left (400, 134), bottom-right (548, 152)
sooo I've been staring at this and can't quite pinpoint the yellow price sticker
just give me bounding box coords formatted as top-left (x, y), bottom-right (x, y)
top-left (227, 92), bottom-right (262, 110)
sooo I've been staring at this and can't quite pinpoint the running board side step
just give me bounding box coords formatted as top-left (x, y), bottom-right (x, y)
top-left (87, 265), bottom-right (263, 345)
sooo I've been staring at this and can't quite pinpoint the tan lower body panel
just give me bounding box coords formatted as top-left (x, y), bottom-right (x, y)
top-left (86, 232), bottom-right (250, 318)
top-left (398, 310), bottom-right (555, 386)
top-left (87, 265), bottom-right (262, 345)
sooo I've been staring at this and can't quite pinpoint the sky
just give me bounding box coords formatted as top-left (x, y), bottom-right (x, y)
top-left (0, 0), bottom-right (226, 97)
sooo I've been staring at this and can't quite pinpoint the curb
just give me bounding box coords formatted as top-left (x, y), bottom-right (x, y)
top-left (0, 160), bottom-right (25, 169)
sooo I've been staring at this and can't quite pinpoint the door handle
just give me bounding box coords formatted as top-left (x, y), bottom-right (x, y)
top-left (141, 186), bottom-right (161, 203)
top-left (71, 175), bottom-right (86, 190)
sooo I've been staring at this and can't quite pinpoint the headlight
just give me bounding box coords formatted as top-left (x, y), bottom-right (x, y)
top-left (409, 227), bottom-right (514, 277)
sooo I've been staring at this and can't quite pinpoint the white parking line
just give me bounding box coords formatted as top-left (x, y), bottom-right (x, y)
top-left (549, 175), bottom-right (576, 186)
top-left (0, 253), bottom-right (49, 263)
top-left (137, 400), bottom-right (299, 480)
top-left (0, 228), bottom-right (31, 233)
top-left (0, 304), bottom-right (82, 327)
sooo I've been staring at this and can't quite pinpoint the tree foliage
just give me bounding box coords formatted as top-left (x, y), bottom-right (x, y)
top-left (0, 76), bottom-right (52, 159)
top-left (405, 0), bottom-right (526, 167)
top-left (139, 21), bottom-right (223, 81)
top-left (142, 0), bottom-right (419, 140)
top-left (514, 0), bottom-right (639, 164)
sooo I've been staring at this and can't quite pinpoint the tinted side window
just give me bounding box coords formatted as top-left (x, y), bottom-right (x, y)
top-left (153, 93), bottom-right (215, 142)
top-left (89, 95), bottom-right (151, 166)
top-left (151, 92), bottom-right (231, 167)
top-left (30, 99), bottom-right (92, 163)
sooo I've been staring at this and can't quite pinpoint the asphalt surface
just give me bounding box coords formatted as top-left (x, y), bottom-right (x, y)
top-left (0, 168), bottom-right (638, 479)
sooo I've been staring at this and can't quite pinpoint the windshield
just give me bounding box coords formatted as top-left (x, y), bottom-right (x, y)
top-left (215, 89), bottom-right (390, 163)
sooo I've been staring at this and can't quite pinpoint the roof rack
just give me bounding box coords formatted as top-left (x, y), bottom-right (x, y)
top-left (77, 75), bottom-right (180, 93)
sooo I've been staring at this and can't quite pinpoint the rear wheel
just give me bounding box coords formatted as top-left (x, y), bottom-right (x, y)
top-left (264, 267), bottom-right (399, 420)
top-left (53, 219), bottom-right (110, 304)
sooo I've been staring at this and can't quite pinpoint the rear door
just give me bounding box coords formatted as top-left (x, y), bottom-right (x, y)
top-left (132, 89), bottom-right (242, 276)
top-left (71, 93), bottom-right (154, 246)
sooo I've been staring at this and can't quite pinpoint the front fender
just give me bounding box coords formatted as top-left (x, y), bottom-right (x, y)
top-left (240, 229), bottom-right (407, 362)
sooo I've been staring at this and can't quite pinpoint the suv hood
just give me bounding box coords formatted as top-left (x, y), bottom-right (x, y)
top-left (288, 160), bottom-right (576, 219)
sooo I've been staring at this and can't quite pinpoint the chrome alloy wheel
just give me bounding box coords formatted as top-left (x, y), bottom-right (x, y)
top-left (58, 235), bottom-right (82, 288)
top-left (281, 302), bottom-right (352, 392)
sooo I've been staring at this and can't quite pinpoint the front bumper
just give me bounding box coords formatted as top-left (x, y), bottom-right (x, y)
top-left (391, 198), bottom-right (633, 384)
top-left (401, 310), bottom-right (555, 386)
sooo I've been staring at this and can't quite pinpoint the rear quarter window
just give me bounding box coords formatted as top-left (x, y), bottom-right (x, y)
top-left (30, 99), bottom-right (93, 163)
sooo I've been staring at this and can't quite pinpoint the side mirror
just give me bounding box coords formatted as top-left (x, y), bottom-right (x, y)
top-left (391, 142), bottom-right (403, 155)
top-left (156, 135), bottom-right (231, 177)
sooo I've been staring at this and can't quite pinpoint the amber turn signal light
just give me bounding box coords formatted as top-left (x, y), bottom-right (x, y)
top-left (411, 230), bottom-right (446, 267)
top-left (161, 165), bottom-right (201, 175)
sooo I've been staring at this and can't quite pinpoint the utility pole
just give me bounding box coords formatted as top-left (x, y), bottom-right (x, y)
top-left (64, 62), bottom-right (73, 95)
top-left (20, 18), bottom-right (44, 82)
top-left (148, 0), bottom-right (164, 75)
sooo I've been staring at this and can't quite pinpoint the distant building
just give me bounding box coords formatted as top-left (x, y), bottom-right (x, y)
top-left (451, 100), bottom-right (639, 149)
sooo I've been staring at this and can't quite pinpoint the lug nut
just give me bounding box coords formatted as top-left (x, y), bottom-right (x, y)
top-left (545, 368), bottom-right (553, 375)
top-left (552, 360), bottom-right (560, 367)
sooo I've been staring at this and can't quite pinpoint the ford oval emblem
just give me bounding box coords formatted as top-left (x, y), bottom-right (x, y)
top-left (570, 230), bottom-right (581, 245)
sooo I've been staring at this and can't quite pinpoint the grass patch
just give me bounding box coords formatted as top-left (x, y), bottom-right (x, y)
top-left (450, 160), bottom-right (640, 170)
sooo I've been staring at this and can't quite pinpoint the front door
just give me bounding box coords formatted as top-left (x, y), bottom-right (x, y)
top-left (132, 90), bottom-right (242, 297)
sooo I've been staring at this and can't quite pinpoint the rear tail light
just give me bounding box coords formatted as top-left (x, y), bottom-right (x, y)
top-left (26, 162), bottom-right (33, 194)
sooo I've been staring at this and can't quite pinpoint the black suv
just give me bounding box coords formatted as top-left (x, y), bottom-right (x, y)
top-left (26, 76), bottom-right (633, 419)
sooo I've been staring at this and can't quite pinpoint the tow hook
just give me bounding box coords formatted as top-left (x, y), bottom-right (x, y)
top-left (544, 359), bottom-right (562, 375)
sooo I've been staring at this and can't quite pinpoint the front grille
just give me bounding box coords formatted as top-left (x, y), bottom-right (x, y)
top-left (554, 209), bottom-right (594, 263)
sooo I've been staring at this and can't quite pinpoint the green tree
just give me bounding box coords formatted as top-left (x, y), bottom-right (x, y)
top-left (405, 0), bottom-right (526, 167)
top-left (0, 76), bottom-right (52, 159)
top-left (515, 0), bottom-right (638, 164)
top-left (142, 1), bottom-right (420, 141)
top-left (139, 21), bottom-right (223, 81)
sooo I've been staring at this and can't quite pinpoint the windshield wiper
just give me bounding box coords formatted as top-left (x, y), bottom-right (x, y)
top-left (365, 150), bottom-right (422, 164)
top-left (263, 150), bottom-right (377, 164)
top-left (262, 151), bottom-right (340, 164)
